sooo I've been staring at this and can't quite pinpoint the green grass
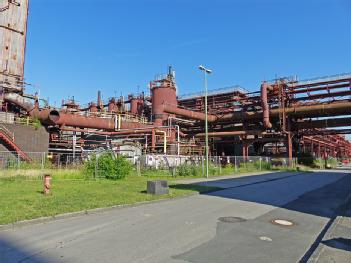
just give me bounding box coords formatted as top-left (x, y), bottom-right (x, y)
top-left (0, 161), bottom-right (298, 225)
top-left (0, 175), bottom-right (219, 225)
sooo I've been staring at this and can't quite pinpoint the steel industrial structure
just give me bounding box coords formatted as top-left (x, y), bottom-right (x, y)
top-left (1, 1), bottom-right (351, 165)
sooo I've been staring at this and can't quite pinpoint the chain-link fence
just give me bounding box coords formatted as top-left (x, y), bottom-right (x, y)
top-left (135, 155), bottom-right (297, 177)
top-left (2, 150), bottom-right (348, 179)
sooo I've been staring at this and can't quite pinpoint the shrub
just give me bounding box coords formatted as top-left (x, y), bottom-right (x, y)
top-left (176, 163), bottom-right (202, 177)
top-left (260, 161), bottom-right (272, 170)
top-left (84, 152), bottom-right (132, 180)
top-left (297, 152), bottom-right (314, 167)
top-left (220, 164), bottom-right (235, 175)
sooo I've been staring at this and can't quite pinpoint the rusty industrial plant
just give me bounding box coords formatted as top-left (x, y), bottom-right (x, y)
top-left (1, 1), bottom-right (351, 166)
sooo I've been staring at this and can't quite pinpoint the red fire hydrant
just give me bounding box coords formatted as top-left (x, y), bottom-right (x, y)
top-left (43, 174), bottom-right (51, 195)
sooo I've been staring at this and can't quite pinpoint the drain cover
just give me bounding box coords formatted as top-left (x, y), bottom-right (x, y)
top-left (259, 236), bottom-right (273, 242)
top-left (272, 219), bottom-right (294, 226)
top-left (218, 216), bottom-right (246, 223)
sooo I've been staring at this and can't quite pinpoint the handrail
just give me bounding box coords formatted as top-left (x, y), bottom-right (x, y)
top-left (0, 124), bottom-right (14, 141)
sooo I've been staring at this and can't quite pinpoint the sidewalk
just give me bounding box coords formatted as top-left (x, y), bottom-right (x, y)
top-left (175, 170), bottom-right (299, 189)
top-left (309, 195), bottom-right (351, 263)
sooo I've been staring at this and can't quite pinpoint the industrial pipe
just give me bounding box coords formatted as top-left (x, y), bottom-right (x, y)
top-left (261, 82), bottom-right (273, 129)
top-left (295, 117), bottom-right (351, 130)
top-left (47, 110), bottom-right (152, 130)
top-left (7, 92), bottom-right (351, 131)
top-left (60, 127), bottom-right (164, 136)
top-left (195, 130), bottom-right (263, 137)
top-left (4, 93), bottom-right (57, 125)
top-left (4, 93), bottom-right (35, 112)
top-left (163, 104), bottom-right (217, 122)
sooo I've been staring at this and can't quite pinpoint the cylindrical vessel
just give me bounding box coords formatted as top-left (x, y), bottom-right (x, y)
top-left (151, 80), bottom-right (177, 125)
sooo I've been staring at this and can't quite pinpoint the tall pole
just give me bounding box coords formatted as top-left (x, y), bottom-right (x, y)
top-left (198, 65), bottom-right (212, 178)
top-left (204, 71), bottom-right (209, 178)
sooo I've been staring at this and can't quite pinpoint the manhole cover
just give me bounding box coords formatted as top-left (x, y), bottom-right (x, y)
top-left (218, 216), bottom-right (247, 223)
top-left (259, 236), bottom-right (273, 242)
top-left (272, 219), bottom-right (294, 226)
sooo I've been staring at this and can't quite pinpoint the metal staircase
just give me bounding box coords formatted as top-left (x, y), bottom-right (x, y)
top-left (0, 124), bottom-right (31, 161)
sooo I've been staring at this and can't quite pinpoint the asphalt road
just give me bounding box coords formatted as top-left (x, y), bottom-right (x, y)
top-left (1, 170), bottom-right (351, 263)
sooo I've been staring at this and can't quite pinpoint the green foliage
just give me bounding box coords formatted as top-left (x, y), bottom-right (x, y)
top-left (327, 157), bottom-right (338, 168)
top-left (260, 161), bottom-right (272, 170)
top-left (220, 164), bottom-right (235, 175)
top-left (5, 155), bottom-right (53, 170)
top-left (238, 160), bottom-right (271, 172)
top-left (297, 152), bottom-right (314, 167)
top-left (0, 175), bottom-right (216, 225)
top-left (314, 158), bottom-right (324, 168)
top-left (177, 163), bottom-right (202, 177)
top-left (141, 168), bottom-right (172, 177)
top-left (32, 117), bottom-right (42, 130)
top-left (84, 152), bottom-right (132, 180)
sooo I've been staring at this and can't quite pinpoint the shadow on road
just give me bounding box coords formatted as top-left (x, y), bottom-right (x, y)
top-left (0, 239), bottom-right (52, 263)
top-left (172, 171), bottom-right (351, 263)
top-left (322, 237), bottom-right (351, 252)
top-left (201, 171), bottom-right (351, 219)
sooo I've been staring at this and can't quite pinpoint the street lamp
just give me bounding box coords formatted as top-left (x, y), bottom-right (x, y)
top-left (198, 65), bottom-right (212, 178)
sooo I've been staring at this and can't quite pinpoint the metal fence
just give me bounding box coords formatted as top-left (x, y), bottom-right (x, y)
top-left (135, 155), bottom-right (297, 177)
top-left (1, 150), bottom-right (346, 178)
top-left (0, 151), bottom-right (84, 170)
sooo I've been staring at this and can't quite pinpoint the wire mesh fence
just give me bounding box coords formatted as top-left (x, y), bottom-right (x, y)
top-left (0, 150), bottom-right (347, 179)
top-left (135, 155), bottom-right (297, 177)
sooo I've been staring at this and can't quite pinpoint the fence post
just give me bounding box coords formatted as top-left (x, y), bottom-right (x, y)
top-left (17, 154), bottom-right (20, 169)
top-left (259, 157), bottom-right (262, 171)
top-left (136, 159), bottom-right (141, 176)
top-left (234, 156), bottom-right (238, 172)
top-left (41, 152), bottom-right (45, 170)
top-left (219, 157), bottom-right (222, 175)
top-left (94, 155), bottom-right (98, 179)
top-left (202, 156), bottom-right (205, 177)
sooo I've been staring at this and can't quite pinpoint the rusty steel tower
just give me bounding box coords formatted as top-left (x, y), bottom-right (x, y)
top-left (0, 0), bottom-right (29, 93)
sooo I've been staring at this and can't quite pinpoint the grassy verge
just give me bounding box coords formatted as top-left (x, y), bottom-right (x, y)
top-left (0, 161), bottom-right (299, 225)
top-left (0, 175), bottom-right (220, 225)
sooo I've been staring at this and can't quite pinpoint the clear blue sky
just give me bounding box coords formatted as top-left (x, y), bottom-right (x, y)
top-left (24, 0), bottom-right (351, 106)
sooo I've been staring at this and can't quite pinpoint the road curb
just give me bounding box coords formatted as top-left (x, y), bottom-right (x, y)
top-left (0, 188), bottom-right (215, 231)
top-left (0, 171), bottom-right (302, 231)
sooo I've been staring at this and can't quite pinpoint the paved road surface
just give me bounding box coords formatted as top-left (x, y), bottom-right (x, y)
top-left (1, 170), bottom-right (351, 263)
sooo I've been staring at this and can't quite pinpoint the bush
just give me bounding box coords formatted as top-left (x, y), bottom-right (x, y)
top-left (84, 152), bottom-right (132, 180)
top-left (297, 152), bottom-right (314, 167)
top-left (176, 163), bottom-right (202, 177)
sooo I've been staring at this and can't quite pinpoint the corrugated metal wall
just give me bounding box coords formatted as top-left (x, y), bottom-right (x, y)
top-left (0, 0), bottom-right (29, 90)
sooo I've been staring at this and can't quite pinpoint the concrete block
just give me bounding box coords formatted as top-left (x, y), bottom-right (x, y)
top-left (147, 180), bottom-right (169, 195)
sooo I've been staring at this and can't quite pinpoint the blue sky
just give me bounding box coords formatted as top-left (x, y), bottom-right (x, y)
top-left (24, 0), bottom-right (351, 106)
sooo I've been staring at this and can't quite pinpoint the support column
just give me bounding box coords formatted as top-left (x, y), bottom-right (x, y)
top-left (287, 120), bottom-right (293, 167)
top-left (242, 138), bottom-right (249, 161)
top-left (151, 129), bottom-right (156, 152)
top-left (287, 132), bottom-right (293, 167)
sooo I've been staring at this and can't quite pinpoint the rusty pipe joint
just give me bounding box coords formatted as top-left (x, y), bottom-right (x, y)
top-left (261, 82), bottom-right (273, 129)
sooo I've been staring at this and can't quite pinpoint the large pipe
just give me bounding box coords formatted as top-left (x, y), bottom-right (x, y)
top-left (3, 93), bottom-right (57, 125)
top-left (163, 104), bottom-right (217, 122)
top-left (261, 82), bottom-right (273, 129)
top-left (195, 130), bottom-right (277, 137)
top-left (7, 92), bottom-right (351, 131)
top-left (4, 93), bottom-right (35, 112)
top-left (295, 117), bottom-right (351, 130)
top-left (47, 110), bottom-right (151, 130)
top-left (60, 127), bottom-right (165, 136)
top-left (166, 99), bottom-right (351, 123)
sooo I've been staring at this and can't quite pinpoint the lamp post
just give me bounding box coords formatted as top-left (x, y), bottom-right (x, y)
top-left (198, 65), bottom-right (212, 178)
